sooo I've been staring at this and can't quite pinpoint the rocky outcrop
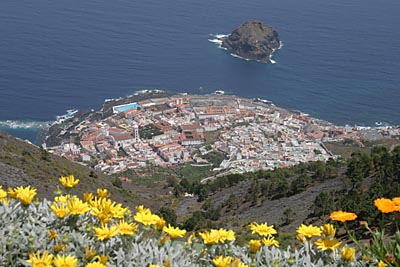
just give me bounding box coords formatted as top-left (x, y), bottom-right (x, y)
top-left (221, 19), bottom-right (280, 63)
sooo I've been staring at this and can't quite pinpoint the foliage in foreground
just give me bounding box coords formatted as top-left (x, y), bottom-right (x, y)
top-left (0, 176), bottom-right (399, 266)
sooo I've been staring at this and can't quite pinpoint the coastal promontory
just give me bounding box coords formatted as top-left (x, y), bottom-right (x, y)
top-left (221, 19), bottom-right (280, 63)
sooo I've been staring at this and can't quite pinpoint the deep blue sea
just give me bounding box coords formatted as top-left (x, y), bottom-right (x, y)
top-left (1, 0), bottom-right (400, 144)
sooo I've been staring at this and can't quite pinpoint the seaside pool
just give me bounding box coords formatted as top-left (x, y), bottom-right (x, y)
top-left (113, 103), bottom-right (138, 113)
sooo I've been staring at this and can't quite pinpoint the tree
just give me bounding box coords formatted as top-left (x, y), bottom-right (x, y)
top-left (182, 211), bottom-right (207, 231)
top-left (312, 191), bottom-right (336, 217)
top-left (290, 174), bottom-right (312, 195)
top-left (156, 206), bottom-right (177, 226)
top-left (112, 177), bottom-right (122, 188)
top-left (197, 187), bottom-right (209, 202)
top-left (281, 208), bottom-right (296, 226)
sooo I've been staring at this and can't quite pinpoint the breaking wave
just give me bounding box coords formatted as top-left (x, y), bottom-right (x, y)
top-left (208, 33), bottom-right (229, 50)
top-left (209, 34), bottom-right (280, 63)
top-left (0, 120), bottom-right (53, 130)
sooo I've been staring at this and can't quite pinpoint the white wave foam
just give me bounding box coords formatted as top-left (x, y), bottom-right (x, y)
top-left (214, 34), bottom-right (229, 39)
top-left (208, 38), bottom-right (222, 44)
top-left (230, 53), bottom-right (250, 61)
top-left (53, 109), bottom-right (79, 124)
top-left (208, 33), bottom-right (229, 49)
top-left (210, 33), bottom-right (280, 63)
top-left (0, 120), bottom-right (52, 130)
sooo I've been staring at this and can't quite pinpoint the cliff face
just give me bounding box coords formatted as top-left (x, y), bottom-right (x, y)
top-left (221, 19), bottom-right (280, 63)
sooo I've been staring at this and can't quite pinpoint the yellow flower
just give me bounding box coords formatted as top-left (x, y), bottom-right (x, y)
top-left (54, 243), bottom-right (67, 253)
top-left (0, 186), bottom-right (8, 205)
top-left (330, 210), bottom-right (357, 222)
top-left (231, 259), bottom-right (249, 267)
top-left (48, 230), bottom-right (58, 240)
top-left (54, 194), bottom-right (71, 203)
top-left (135, 205), bottom-right (148, 212)
top-left (342, 247), bottom-right (355, 261)
top-left (59, 175), bottom-right (79, 189)
top-left (97, 188), bottom-right (108, 198)
top-left (216, 228), bottom-right (235, 243)
top-left (378, 260), bottom-right (387, 267)
top-left (83, 192), bottom-right (95, 203)
top-left (90, 198), bottom-right (114, 224)
top-left (0, 186), bottom-right (7, 198)
top-left (8, 187), bottom-right (18, 198)
top-left (26, 251), bottom-right (54, 267)
top-left (116, 220), bottom-right (138, 236)
top-left (297, 233), bottom-right (306, 242)
top-left (53, 254), bottom-right (79, 267)
top-left (134, 210), bottom-right (160, 226)
top-left (374, 198), bottom-right (395, 213)
top-left (212, 256), bottom-right (232, 267)
top-left (249, 222), bottom-right (277, 237)
top-left (90, 197), bottom-right (128, 224)
top-left (296, 224), bottom-right (321, 239)
top-left (149, 265), bottom-right (160, 267)
top-left (155, 217), bottom-right (166, 231)
top-left (84, 246), bottom-right (97, 261)
top-left (67, 197), bottom-right (91, 215)
top-left (85, 263), bottom-right (106, 267)
top-left (199, 230), bottom-right (219, 245)
top-left (262, 236), bottom-right (280, 247)
top-left (96, 255), bottom-right (107, 265)
top-left (249, 239), bottom-right (261, 253)
top-left (50, 202), bottom-right (70, 219)
top-left (163, 224), bottom-right (187, 239)
top-left (315, 238), bottom-right (341, 251)
top-left (321, 223), bottom-right (336, 237)
top-left (16, 185), bottom-right (37, 205)
top-left (93, 224), bottom-right (119, 241)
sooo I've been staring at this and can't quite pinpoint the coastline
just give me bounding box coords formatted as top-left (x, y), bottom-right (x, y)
top-left (39, 90), bottom-right (400, 175)
top-left (1, 90), bottom-right (399, 146)
top-left (208, 34), bottom-right (282, 64)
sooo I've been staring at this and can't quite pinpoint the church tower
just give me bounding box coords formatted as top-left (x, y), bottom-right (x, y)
top-left (133, 124), bottom-right (140, 142)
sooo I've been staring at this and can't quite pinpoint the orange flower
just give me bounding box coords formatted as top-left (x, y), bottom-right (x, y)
top-left (392, 197), bottom-right (400, 211)
top-left (330, 210), bottom-right (357, 222)
top-left (374, 198), bottom-right (395, 213)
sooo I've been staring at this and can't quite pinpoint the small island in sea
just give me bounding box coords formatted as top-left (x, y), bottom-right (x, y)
top-left (217, 19), bottom-right (281, 63)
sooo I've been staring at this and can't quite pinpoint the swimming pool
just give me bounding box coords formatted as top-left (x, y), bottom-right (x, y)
top-left (113, 103), bottom-right (138, 113)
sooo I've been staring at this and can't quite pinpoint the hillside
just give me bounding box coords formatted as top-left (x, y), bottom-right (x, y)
top-left (0, 131), bottom-right (169, 210)
top-left (2, 130), bottom-right (399, 244)
top-left (173, 144), bottom-right (400, 242)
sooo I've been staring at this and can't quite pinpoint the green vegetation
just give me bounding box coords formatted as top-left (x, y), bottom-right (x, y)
top-left (176, 159), bottom-right (343, 203)
top-left (3, 130), bottom-right (400, 260)
top-left (324, 138), bottom-right (400, 158)
top-left (312, 146), bottom-right (400, 227)
top-left (0, 132), bottom-right (159, 210)
top-left (139, 124), bottom-right (163, 139)
top-left (201, 151), bottom-right (226, 168)
top-left (115, 163), bottom-right (214, 187)
top-left (3, 180), bottom-right (400, 266)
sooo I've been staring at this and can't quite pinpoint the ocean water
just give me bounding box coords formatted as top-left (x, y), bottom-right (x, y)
top-left (1, 0), bottom-right (400, 143)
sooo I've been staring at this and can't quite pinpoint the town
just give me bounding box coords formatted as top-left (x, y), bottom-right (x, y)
top-left (46, 93), bottom-right (400, 175)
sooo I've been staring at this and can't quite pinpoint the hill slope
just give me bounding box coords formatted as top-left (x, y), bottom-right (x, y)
top-left (0, 131), bottom-right (167, 209)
